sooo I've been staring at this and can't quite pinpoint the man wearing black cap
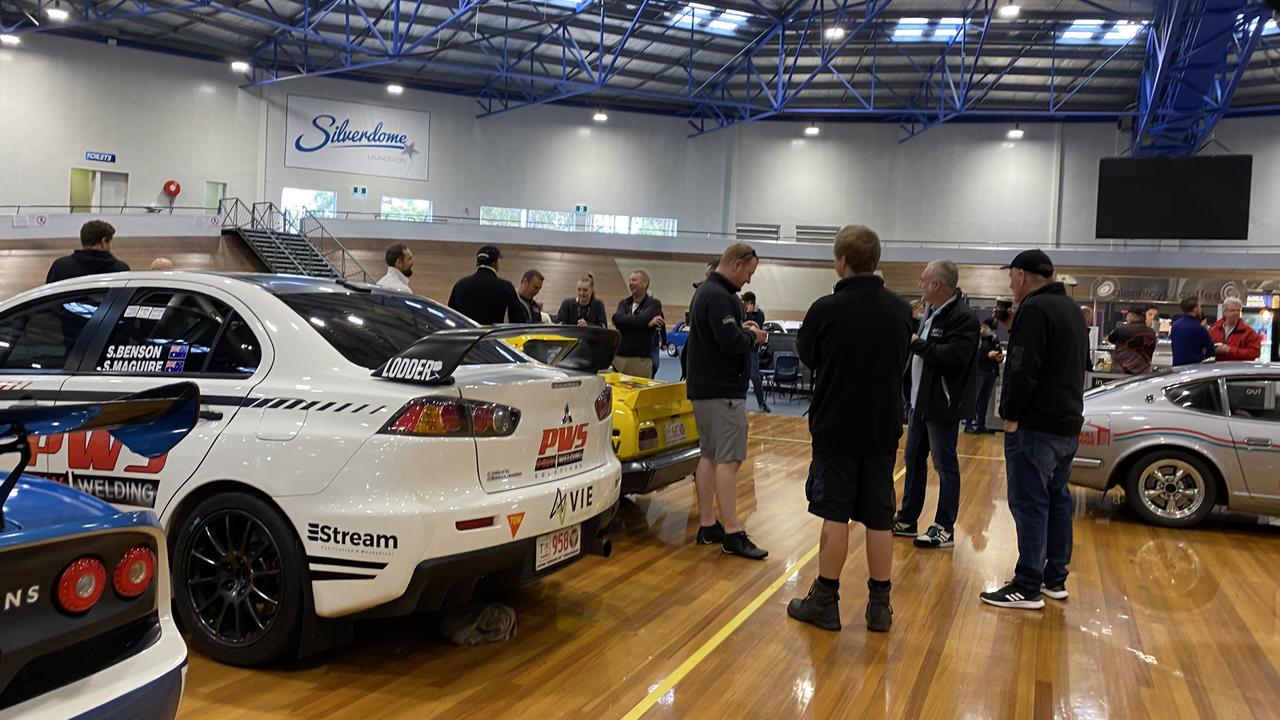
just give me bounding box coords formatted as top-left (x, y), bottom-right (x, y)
top-left (981, 249), bottom-right (1087, 610)
top-left (1107, 305), bottom-right (1157, 374)
top-left (448, 245), bottom-right (530, 325)
top-left (741, 292), bottom-right (770, 413)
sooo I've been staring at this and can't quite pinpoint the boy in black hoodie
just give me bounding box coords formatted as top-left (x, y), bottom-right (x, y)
top-left (787, 225), bottom-right (912, 633)
top-left (46, 220), bottom-right (130, 283)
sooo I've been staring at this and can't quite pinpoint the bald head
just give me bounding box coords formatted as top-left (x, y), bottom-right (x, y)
top-left (150, 257), bottom-right (175, 271)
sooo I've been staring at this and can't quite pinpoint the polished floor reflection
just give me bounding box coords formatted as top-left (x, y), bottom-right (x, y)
top-left (180, 415), bottom-right (1280, 719)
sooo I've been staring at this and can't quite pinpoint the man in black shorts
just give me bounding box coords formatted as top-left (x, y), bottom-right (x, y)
top-left (787, 225), bottom-right (913, 632)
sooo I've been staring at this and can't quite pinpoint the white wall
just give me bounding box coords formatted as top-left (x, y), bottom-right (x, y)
top-left (1, 33), bottom-right (1277, 249)
top-left (0, 35), bottom-right (260, 209)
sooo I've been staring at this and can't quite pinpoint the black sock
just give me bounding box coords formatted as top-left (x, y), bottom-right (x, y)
top-left (817, 576), bottom-right (840, 590)
top-left (868, 578), bottom-right (891, 591)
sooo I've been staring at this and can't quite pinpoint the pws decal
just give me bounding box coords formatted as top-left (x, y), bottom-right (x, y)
top-left (535, 421), bottom-right (588, 476)
top-left (26, 430), bottom-right (169, 508)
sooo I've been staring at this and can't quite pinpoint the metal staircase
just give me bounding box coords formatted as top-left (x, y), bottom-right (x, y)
top-left (219, 198), bottom-right (371, 283)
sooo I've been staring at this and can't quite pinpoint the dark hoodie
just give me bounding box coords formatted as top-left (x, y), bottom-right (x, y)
top-left (46, 249), bottom-right (130, 283)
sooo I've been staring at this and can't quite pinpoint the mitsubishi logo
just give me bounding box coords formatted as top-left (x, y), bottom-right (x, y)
top-left (562, 404), bottom-right (573, 425)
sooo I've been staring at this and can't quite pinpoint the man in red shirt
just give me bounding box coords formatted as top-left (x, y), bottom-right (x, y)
top-left (1210, 298), bottom-right (1263, 362)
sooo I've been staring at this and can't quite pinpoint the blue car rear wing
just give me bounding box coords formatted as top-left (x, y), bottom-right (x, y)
top-left (372, 324), bottom-right (620, 386)
top-left (0, 382), bottom-right (199, 527)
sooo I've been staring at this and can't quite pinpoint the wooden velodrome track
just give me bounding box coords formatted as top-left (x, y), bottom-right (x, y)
top-left (180, 414), bottom-right (1280, 720)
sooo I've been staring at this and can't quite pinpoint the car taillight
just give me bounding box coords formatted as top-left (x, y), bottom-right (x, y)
top-left (381, 399), bottom-right (520, 437)
top-left (113, 546), bottom-right (157, 599)
top-left (595, 386), bottom-right (612, 421)
top-left (56, 556), bottom-right (107, 614)
top-left (639, 426), bottom-right (658, 451)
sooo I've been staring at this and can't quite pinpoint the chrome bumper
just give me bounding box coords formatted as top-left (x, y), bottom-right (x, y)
top-left (620, 445), bottom-right (701, 494)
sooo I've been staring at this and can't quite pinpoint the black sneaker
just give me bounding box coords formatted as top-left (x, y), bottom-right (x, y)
top-left (722, 531), bottom-right (768, 560)
top-left (963, 425), bottom-right (980, 435)
top-left (1041, 582), bottom-right (1069, 600)
top-left (913, 524), bottom-right (955, 549)
top-left (980, 582), bottom-right (1044, 609)
top-left (891, 517), bottom-right (917, 537)
top-left (761, 403), bottom-right (772, 414)
top-left (787, 580), bottom-right (840, 631)
top-left (696, 521), bottom-right (725, 545)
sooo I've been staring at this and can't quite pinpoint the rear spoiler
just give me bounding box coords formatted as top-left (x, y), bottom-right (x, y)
top-left (0, 381), bottom-right (200, 526)
top-left (373, 324), bottom-right (620, 386)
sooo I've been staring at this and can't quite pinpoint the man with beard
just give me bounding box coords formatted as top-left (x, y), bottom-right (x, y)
top-left (377, 243), bottom-right (415, 293)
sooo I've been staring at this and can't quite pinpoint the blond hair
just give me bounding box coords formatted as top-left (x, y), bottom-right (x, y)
top-left (719, 242), bottom-right (757, 269)
top-left (834, 225), bottom-right (881, 273)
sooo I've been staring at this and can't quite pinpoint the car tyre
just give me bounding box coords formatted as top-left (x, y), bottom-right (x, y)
top-left (666, 343), bottom-right (679, 357)
top-left (1123, 450), bottom-right (1218, 528)
top-left (172, 492), bottom-right (305, 666)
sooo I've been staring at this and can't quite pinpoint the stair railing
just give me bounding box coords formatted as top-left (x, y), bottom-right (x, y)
top-left (297, 211), bottom-right (372, 284)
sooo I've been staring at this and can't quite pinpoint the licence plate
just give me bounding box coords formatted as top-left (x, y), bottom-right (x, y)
top-left (535, 525), bottom-right (581, 571)
top-left (664, 421), bottom-right (687, 445)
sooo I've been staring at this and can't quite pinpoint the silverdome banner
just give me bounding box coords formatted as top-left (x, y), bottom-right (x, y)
top-left (284, 94), bottom-right (430, 181)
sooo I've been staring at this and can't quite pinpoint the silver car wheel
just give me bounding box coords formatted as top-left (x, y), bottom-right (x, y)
top-left (1137, 459), bottom-right (1205, 520)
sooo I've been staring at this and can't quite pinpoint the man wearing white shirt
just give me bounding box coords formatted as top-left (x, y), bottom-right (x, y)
top-left (377, 243), bottom-right (414, 293)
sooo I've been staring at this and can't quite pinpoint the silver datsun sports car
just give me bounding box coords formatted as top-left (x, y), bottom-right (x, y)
top-left (1073, 363), bottom-right (1280, 528)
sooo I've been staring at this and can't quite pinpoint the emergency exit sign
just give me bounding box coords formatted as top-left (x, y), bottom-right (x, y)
top-left (574, 204), bottom-right (588, 213)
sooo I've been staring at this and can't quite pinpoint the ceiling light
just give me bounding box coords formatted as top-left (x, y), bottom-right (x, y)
top-left (386, 84), bottom-right (404, 95)
top-left (824, 26), bottom-right (845, 40)
top-left (230, 60), bottom-right (250, 73)
top-left (1006, 125), bottom-right (1024, 140)
top-left (593, 109), bottom-right (608, 122)
top-left (46, 6), bottom-right (69, 21)
top-left (997, 3), bottom-right (1021, 18)
top-left (0, 34), bottom-right (19, 46)
top-left (804, 123), bottom-right (820, 137)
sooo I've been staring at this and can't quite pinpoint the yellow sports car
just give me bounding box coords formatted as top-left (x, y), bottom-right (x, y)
top-left (505, 334), bottom-right (701, 494)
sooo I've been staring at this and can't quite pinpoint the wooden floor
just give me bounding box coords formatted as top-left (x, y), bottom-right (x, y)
top-left (180, 415), bottom-right (1280, 720)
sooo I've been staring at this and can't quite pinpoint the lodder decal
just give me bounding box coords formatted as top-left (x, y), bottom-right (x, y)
top-left (381, 357), bottom-right (444, 383)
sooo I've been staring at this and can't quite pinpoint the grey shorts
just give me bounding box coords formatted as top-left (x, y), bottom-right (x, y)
top-left (691, 398), bottom-right (749, 464)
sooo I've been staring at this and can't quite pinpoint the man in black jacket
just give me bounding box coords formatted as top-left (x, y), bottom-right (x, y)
top-left (611, 269), bottom-right (664, 378)
top-left (686, 243), bottom-right (768, 560)
top-left (741, 292), bottom-right (770, 413)
top-left (981, 249), bottom-right (1086, 610)
top-left (965, 318), bottom-right (1004, 434)
top-left (893, 260), bottom-right (979, 550)
top-left (787, 225), bottom-right (911, 633)
top-left (46, 220), bottom-right (130, 283)
top-left (447, 245), bottom-right (529, 325)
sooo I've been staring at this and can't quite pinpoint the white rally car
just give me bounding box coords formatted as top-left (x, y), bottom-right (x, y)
top-left (0, 272), bottom-right (621, 666)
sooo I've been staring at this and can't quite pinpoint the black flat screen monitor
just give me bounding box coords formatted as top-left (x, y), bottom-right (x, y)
top-left (1095, 155), bottom-right (1252, 240)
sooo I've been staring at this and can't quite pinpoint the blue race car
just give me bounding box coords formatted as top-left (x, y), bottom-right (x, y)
top-left (664, 322), bottom-right (690, 357)
top-left (0, 382), bottom-right (199, 720)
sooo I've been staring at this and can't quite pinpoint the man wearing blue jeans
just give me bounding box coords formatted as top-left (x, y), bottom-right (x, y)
top-left (892, 260), bottom-right (979, 549)
top-left (981, 249), bottom-right (1087, 610)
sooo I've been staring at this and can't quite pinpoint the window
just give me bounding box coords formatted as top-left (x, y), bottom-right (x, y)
top-left (1226, 379), bottom-right (1280, 421)
top-left (0, 291), bottom-right (107, 371)
top-left (206, 314), bottom-right (263, 375)
top-left (96, 290), bottom-right (255, 377)
top-left (1165, 381), bottom-right (1222, 414)
top-left (281, 187), bottom-right (336, 220)
top-left (1058, 18), bottom-right (1148, 44)
top-left (380, 196), bottom-right (433, 222)
top-left (480, 206), bottom-right (523, 228)
top-left (588, 213), bottom-right (631, 234)
top-left (275, 290), bottom-right (523, 369)
top-left (630, 216), bottom-right (679, 236)
top-left (525, 209), bottom-right (575, 232)
top-left (668, 3), bottom-right (754, 35)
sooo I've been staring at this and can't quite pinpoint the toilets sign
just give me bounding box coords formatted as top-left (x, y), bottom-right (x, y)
top-left (285, 95), bottom-right (429, 181)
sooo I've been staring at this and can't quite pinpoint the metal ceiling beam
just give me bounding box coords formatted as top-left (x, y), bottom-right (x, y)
top-left (0, 0), bottom-right (212, 34)
top-left (1130, 0), bottom-right (1269, 156)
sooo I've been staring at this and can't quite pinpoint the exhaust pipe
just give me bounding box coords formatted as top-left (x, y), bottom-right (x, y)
top-left (591, 530), bottom-right (612, 558)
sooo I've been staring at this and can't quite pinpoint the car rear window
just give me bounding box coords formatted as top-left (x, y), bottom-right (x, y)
top-left (277, 291), bottom-right (526, 369)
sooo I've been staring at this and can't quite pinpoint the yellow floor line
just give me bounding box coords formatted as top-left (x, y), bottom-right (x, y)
top-left (749, 434), bottom-right (1006, 461)
top-left (620, 469), bottom-right (905, 720)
